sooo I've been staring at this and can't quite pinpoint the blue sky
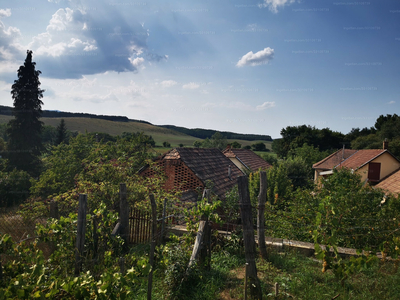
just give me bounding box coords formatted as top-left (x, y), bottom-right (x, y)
top-left (0, 0), bottom-right (399, 138)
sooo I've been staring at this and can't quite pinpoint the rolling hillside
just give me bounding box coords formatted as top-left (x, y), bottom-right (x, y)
top-left (0, 108), bottom-right (273, 149)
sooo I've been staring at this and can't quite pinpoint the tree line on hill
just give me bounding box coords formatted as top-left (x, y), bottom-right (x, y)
top-left (0, 104), bottom-right (150, 124)
top-left (160, 124), bottom-right (272, 141)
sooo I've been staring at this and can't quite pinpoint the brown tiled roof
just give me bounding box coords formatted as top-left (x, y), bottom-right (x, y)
top-left (223, 148), bottom-right (271, 171)
top-left (171, 148), bottom-right (243, 199)
top-left (337, 149), bottom-right (386, 170)
top-left (375, 168), bottom-right (400, 195)
top-left (313, 149), bottom-right (357, 170)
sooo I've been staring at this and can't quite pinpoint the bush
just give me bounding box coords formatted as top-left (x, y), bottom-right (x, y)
top-left (0, 169), bottom-right (31, 207)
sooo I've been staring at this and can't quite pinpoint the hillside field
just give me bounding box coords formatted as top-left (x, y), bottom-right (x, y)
top-left (0, 115), bottom-right (273, 150)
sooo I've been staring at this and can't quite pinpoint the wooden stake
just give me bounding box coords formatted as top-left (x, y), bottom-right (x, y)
top-left (147, 194), bottom-right (157, 300)
top-left (119, 183), bottom-right (129, 251)
top-left (238, 176), bottom-right (262, 300)
top-left (75, 194), bottom-right (87, 276)
top-left (257, 171), bottom-right (267, 259)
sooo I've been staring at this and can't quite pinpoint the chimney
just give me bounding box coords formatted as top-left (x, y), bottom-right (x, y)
top-left (383, 139), bottom-right (389, 150)
top-left (228, 165), bottom-right (232, 180)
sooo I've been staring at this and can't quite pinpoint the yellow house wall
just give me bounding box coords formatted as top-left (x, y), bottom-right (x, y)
top-left (229, 157), bottom-right (247, 173)
top-left (356, 152), bottom-right (400, 182)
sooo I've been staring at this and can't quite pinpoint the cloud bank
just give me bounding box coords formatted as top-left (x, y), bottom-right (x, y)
top-left (259, 0), bottom-right (297, 13)
top-left (236, 47), bottom-right (274, 67)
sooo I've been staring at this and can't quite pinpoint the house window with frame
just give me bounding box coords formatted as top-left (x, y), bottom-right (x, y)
top-left (368, 162), bottom-right (381, 181)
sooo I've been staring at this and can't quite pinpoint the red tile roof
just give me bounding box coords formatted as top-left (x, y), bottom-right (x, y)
top-left (337, 149), bottom-right (386, 170)
top-left (313, 149), bottom-right (391, 171)
top-left (165, 148), bottom-right (243, 199)
top-left (222, 148), bottom-right (271, 171)
top-left (376, 169), bottom-right (400, 195)
top-left (313, 149), bottom-right (357, 170)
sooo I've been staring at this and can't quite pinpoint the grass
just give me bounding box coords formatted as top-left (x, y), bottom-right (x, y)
top-left (141, 243), bottom-right (400, 300)
top-left (0, 115), bottom-right (274, 151)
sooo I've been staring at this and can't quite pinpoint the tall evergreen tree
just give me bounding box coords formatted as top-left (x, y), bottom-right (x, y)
top-left (7, 50), bottom-right (44, 176)
top-left (56, 119), bottom-right (67, 145)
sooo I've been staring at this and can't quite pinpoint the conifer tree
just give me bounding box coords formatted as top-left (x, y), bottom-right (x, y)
top-left (56, 119), bottom-right (67, 145)
top-left (7, 50), bottom-right (44, 175)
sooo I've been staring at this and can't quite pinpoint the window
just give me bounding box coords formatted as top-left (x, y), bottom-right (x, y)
top-left (368, 162), bottom-right (381, 181)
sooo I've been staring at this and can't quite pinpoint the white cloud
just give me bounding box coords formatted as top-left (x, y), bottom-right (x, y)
top-left (259, 0), bottom-right (297, 13)
top-left (129, 57), bottom-right (145, 68)
top-left (161, 80), bottom-right (177, 88)
top-left (0, 9), bottom-right (11, 18)
top-left (24, 5), bottom-right (166, 79)
top-left (182, 82), bottom-right (200, 89)
top-left (0, 9), bottom-right (24, 62)
top-left (256, 102), bottom-right (275, 110)
top-left (388, 101), bottom-right (395, 104)
top-left (236, 47), bottom-right (274, 67)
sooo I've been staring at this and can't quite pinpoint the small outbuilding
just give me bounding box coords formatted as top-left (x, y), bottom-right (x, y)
top-left (139, 147), bottom-right (243, 201)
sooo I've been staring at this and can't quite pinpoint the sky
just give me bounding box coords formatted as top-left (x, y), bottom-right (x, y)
top-left (0, 0), bottom-right (399, 139)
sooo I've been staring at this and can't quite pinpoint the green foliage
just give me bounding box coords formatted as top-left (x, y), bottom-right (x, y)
top-left (163, 141), bottom-right (171, 147)
top-left (201, 132), bottom-right (228, 150)
top-left (261, 153), bottom-right (278, 166)
top-left (351, 134), bottom-right (381, 150)
top-left (55, 118), bottom-right (67, 145)
top-left (251, 142), bottom-right (267, 152)
top-left (0, 208), bottom-right (149, 299)
top-left (265, 162), bottom-right (292, 207)
top-left (193, 140), bottom-right (202, 148)
top-left (281, 156), bottom-right (313, 189)
top-left (7, 51), bottom-right (44, 176)
top-left (275, 125), bottom-right (344, 158)
top-left (0, 169), bottom-right (31, 207)
top-left (230, 141), bottom-right (241, 148)
top-left (30, 132), bottom-right (154, 200)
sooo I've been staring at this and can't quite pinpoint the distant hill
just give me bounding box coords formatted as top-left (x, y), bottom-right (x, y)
top-left (0, 105), bottom-right (273, 142)
top-left (159, 125), bottom-right (272, 141)
top-left (0, 105), bottom-right (150, 124)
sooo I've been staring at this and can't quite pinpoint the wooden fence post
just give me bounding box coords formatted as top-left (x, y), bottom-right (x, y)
top-left (50, 200), bottom-right (59, 219)
top-left (119, 183), bottom-right (129, 251)
top-left (238, 176), bottom-right (262, 300)
top-left (75, 194), bottom-right (87, 276)
top-left (257, 171), bottom-right (268, 259)
top-left (161, 198), bottom-right (167, 243)
top-left (187, 189), bottom-right (212, 272)
top-left (147, 194), bottom-right (157, 300)
top-left (92, 216), bottom-right (98, 260)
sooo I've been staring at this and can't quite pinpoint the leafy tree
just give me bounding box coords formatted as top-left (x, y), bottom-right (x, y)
top-left (251, 142), bottom-right (267, 152)
top-left (261, 153), bottom-right (278, 166)
top-left (281, 156), bottom-right (312, 189)
top-left (0, 169), bottom-right (31, 207)
top-left (275, 125), bottom-right (344, 158)
top-left (351, 134), bottom-right (381, 150)
top-left (41, 125), bottom-right (57, 145)
top-left (163, 141), bottom-right (171, 147)
top-left (193, 141), bottom-right (202, 148)
top-left (243, 145), bottom-right (251, 150)
top-left (55, 119), bottom-right (67, 145)
top-left (7, 50), bottom-right (44, 176)
top-left (230, 141), bottom-right (241, 148)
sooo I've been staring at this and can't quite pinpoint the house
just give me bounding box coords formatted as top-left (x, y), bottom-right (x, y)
top-left (312, 141), bottom-right (400, 184)
top-left (375, 169), bottom-right (400, 196)
top-left (222, 146), bottom-right (271, 173)
top-left (139, 147), bottom-right (243, 201)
